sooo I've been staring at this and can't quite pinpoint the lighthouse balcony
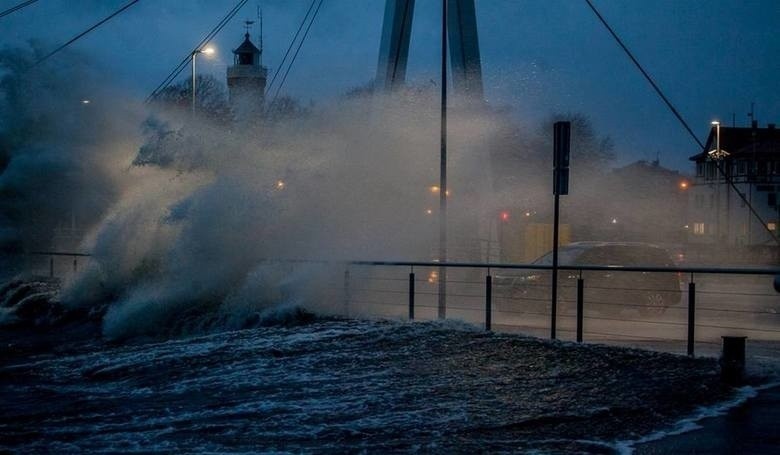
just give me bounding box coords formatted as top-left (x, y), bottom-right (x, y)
top-left (227, 65), bottom-right (268, 79)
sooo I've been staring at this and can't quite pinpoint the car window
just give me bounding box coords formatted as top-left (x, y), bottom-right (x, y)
top-left (533, 247), bottom-right (585, 266)
top-left (576, 246), bottom-right (673, 266)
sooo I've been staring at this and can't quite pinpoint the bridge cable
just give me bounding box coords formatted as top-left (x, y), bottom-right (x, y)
top-left (268, 0), bottom-right (324, 109)
top-left (32, 0), bottom-right (140, 67)
top-left (583, 0), bottom-right (778, 245)
top-left (0, 0), bottom-right (38, 19)
top-left (265, 0), bottom-right (318, 96)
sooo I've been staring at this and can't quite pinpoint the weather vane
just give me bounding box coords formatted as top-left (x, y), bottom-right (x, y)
top-left (244, 20), bottom-right (255, 34)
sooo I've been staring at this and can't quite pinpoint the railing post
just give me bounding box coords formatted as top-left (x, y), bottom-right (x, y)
top-left (576, 274), bottom-right (584, 343)
top-left (49, 256), bottom-right (54, 278)
top-left (73, 257), bottom-right (78, 273)
top-left (409, 268), bottom-right (415, 321)
top-left (343, 266), bottom-right (351, 317)
top-left (687, 274), bottom-right (696, 356)
top-left (485, 272), bottom-right (492, 331)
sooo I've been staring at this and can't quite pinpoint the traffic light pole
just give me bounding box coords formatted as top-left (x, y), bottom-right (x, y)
top-left (551, 121), bottom-right (570, 340)
top-left (551, 191), bottom-right (560, 339)
top-left (438, 0), bottom-right (448, 320)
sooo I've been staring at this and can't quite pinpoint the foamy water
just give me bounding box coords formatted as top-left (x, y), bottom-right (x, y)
top-left (0, 318), bottom-right (734, 453)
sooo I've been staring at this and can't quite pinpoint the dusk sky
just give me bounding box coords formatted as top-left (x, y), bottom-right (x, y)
top-left (4, 0), bottom-right (779, 171)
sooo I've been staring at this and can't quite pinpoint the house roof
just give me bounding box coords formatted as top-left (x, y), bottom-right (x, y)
top-left (689, 125), bottom-right (780, 161)
top-left (612, 160), bottom-right (683, 179)
top-left (233, 33), bottom-right (261, 55)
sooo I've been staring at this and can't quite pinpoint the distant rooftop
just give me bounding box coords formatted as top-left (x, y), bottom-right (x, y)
top-left (689, 123), bottom-right (780, 161)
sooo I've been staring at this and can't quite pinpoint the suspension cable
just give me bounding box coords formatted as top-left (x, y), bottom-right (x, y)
top-left (32, 0), bottom-right (140, 67)
top-left (584, 0), bottom-right (778, 245)
top-left (0, 0), bottom-right (38, 19)
top-left (269, 0), bottom-right (324, 109)
top-left (265, 0), bottom-right (318, 96)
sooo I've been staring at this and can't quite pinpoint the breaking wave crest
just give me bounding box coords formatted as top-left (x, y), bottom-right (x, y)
top-left (0, 266), bottom-right (333, 343)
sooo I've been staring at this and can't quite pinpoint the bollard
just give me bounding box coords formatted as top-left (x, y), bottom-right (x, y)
top-left (721, 336), bottom-right (747, 385)
top-left (687, 279), bottom-right (696, 356)
top-left (73, 258), bottom-right (78, 273)
top-left (485, 274), bottom-right (492, 331)
top-left (409, 272), bottom-right (415, 321)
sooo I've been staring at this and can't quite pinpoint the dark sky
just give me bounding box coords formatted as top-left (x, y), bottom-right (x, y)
top-left (4, 0), bottom-right (779, 171)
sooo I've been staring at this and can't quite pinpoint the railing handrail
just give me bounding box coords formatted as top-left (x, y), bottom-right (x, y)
top-left (19, 252), bottom-right (780, 275)
top-left (346, 259), bottom-right (780, 276)
top-left (27, 251), bottom-right (92, 257)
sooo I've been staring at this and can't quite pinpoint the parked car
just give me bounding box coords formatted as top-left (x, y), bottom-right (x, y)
top-left (495, 242), bottom-right (682, 316)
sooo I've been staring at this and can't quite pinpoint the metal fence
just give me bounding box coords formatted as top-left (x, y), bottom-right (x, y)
top-left (342, 260), bottom-right (780, 357)
top-left (18, 251), bottom-right (91, 282)
top-left (17, 251), bottom-right (780, 357)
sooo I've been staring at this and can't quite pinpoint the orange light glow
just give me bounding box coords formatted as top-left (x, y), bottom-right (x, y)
top-left (275, 180), bottom-right (285, 189)
top-left (679, 181), bottom-right (689, 190)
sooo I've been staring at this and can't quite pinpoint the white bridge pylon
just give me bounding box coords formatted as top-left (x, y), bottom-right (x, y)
top-left (376, 0), bottom-right (484, 101)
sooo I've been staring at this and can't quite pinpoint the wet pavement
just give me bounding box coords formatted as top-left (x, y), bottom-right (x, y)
top-left (635, 384), bottom-right (780, 454)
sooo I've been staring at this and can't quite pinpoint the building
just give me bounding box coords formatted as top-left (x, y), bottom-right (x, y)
top-left (226, 30), bottom-right (267, 119)
top-left (602, 160), bottom-right (690, 244)
top-left (688, 122), bottom-right (779, 251)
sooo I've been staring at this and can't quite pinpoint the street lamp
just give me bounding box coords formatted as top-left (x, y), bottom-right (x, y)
top-left (708, 120), bottom-right (729, 160)
top-left (191, 46), bottom-right (216, 115)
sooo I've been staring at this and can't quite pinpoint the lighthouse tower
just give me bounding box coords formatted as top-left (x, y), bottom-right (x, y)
top-left (227, 22), bottom-right (267, 119)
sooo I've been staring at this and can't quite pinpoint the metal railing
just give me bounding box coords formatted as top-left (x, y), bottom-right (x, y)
top-left (341, 260), bottom-right (780, 357)
top-left (11, 252), bottom-right (779, 356)
top-left (24, 251), bottom-right (92, 279)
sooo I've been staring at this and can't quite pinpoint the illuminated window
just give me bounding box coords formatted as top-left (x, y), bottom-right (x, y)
top-left (768, 222), bottom-right (777, 232)
top-left (693, 222), bottom-right (706, 235)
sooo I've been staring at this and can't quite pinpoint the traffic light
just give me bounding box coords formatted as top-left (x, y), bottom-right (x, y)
top-left (553, 121), bottom-right (570, 196)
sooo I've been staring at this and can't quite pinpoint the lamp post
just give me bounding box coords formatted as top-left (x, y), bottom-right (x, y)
top-left (711, 120), bottom-right (721, 156)
top-left (191, 46), bottom-right (215, 115)
top-left (709, 120), bottom-right (732, 243)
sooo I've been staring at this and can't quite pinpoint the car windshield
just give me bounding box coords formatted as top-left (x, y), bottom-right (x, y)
top-left (532, 247), bottom-right (586, 266)
top-left (532, 245), bottom-right (674, 267)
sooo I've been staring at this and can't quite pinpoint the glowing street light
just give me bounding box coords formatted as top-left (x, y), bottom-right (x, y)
top-left (81, 99), bottom-right (91, 105)
top-left (500, 211), bottom-right (510, 222)
top-left (191, 46), bottom-right (216, 115)
top-left (425, 208), bottom-right (433, 215)
top-left (429, 185), bottom-right (450, 196)
top-left (679, 180), bottom-right (689, 190)
top-left (275, 179), bottom-right (285, 190)
top-left (708, 120), bottom-right (729, 160)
